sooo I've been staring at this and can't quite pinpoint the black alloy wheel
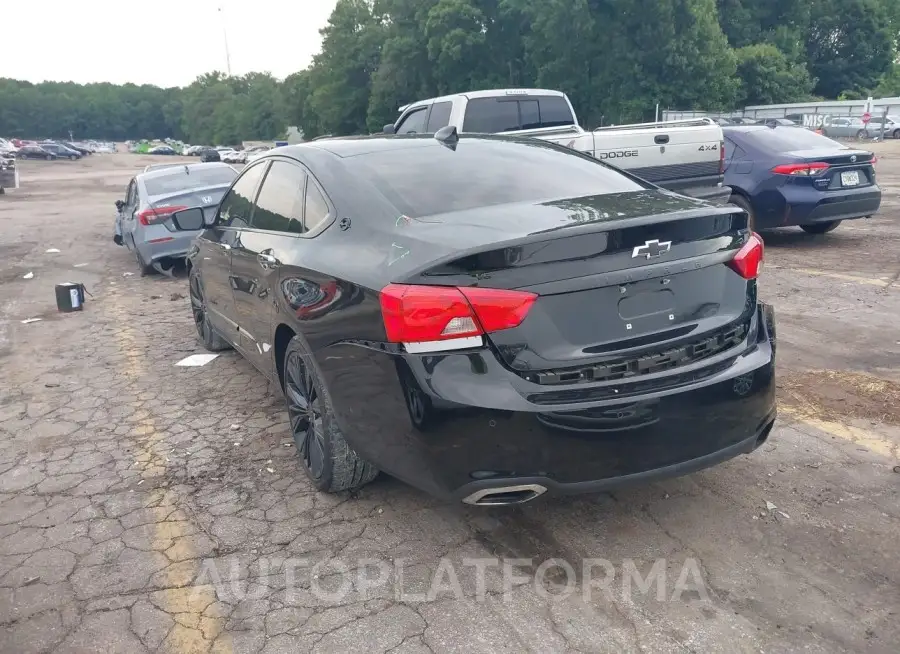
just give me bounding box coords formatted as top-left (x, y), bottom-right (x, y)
top-left (189, 270), bottom-right (230, 351)
top-left (285, 351), bottom-right (327, 481)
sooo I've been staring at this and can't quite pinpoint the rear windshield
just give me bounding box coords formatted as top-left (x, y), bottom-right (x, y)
top-left (345, 138), bottom-right (646, 217)
top-left (463, 96), bottom-right (575, 133)
top-left (745, 127), bottom-right (845, 152)
top-left (144, 167), bottom-right (237, 196)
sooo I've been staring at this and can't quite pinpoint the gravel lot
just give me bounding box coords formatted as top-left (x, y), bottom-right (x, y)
top-left (0, 146), bottom-right (898, 654)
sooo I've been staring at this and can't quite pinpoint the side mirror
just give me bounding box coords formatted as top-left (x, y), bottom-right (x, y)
top-left (382, 124), bottom-right (396, 135)
top-left (115, 199), bottom-right (125, 210)
top-left (170, 207), bottom-right (205, 231)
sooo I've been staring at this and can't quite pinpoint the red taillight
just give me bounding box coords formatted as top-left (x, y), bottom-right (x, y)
top-left (872, 155), bottom-right (878, 168)
top-left (771, 162), bottom-right (829, 176)
top-left (379, 284), bottom-right (537, 346)
top-left (137, 204), bottom-right (188, 226)
top-left (718, 139), bottom-right (725, 174)
top-left (727, 232), bottom-right (764, 280)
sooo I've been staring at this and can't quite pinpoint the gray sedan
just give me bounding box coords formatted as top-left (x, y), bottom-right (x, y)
top-left (821, 117), bottom-right (869, 139)
top-left (113, 163), bottom-right (238, 275)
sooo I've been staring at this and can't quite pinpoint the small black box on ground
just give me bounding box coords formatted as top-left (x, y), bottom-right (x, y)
top-left (56, 282), bottom-right (85, 312)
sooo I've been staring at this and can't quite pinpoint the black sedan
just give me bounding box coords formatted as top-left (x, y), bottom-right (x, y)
top-left (16, 145), bottom-right (57, 160)
top-left (168, 131), bottom-right (776, 505)
top-left (38, 143), bottom-right (81, 160)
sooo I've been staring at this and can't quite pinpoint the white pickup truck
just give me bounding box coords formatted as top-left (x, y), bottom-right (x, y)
top-left (383, 89), bottom-right (730, 205)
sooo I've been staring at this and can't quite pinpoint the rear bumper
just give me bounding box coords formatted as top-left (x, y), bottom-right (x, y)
top-left (136, 230), bottom-right (198, 262)
top-left (753, 183), bottom-right (882, 228)
top-left (319, 302), bottom-right (777, 501)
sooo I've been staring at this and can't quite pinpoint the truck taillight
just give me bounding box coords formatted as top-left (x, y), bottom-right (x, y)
top-left (719, 139), bottom-right (725, 174)
top-left (137, 205), bottom-right (188, 226)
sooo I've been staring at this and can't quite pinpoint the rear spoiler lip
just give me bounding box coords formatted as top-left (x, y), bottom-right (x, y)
top-left (395, 201), bottom-right (746, 284)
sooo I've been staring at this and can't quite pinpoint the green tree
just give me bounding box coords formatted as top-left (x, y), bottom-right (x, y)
top-left (735, 44), bottom-right (815, 105)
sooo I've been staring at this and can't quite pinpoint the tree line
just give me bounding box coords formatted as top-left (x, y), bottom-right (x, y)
top-left (1, 0), bottom-right (898, 144)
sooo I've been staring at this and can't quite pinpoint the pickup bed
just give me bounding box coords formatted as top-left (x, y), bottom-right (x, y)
top-left (384, 89), bottom-right (730, 205)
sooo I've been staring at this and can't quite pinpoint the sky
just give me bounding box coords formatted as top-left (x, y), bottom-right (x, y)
top-left (4, 0), bottom-right (338, 87)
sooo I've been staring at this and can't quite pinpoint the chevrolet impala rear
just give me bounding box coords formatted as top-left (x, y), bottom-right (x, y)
top-left (295, 134), bottom-right (776, 505)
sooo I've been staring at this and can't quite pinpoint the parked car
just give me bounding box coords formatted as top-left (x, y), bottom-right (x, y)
top-left (184, 145), bottom-right (206, 156)
top-left (165, 132), bottom-right (775, 504)
top-left (220, 149), bottom-right (243, 164)
top-left (148, 145), bottom-right (178, 155)
top-left (723, 124), bottom-right (881, 234)
top-left (384, 88), bottom-right (731, 204)
top-left (863, 115), bottom-right (900, 139)
top-left (62, 141), bottom-right (92, 155)
top-left (199, 148), bottom-right (221, 162)
top-left (820, 117), bottom-right (869, 139)
top-left (16, 145), bottom-right (57, 160)
top-left (113, 162), bottom-right (238, 275)
top-left (39, 143), bottom-right (81, 160)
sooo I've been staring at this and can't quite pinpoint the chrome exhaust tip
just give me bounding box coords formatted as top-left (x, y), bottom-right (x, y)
top-left (462, 484), bottom-right (548, 506)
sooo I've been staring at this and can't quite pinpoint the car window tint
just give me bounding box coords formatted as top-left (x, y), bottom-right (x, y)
top-left (724, 138), bottom-right (746, 161)
top-left (397, 108), bottom-right (428, 134)
top-left (347, 138), bottom-right (646, 218)
top-left (425, 101), bottom-right (452, 132)
top-left (520, 100), bottom-right (540, 130)
top-left (217, 163), bottom-right (266, 228)
top-left (251, 161), bottom-right (305, 233)
top-left (746, 127), bottom-right (845, 152)
top-left (463, 98), bottom-right (520, 133)
top-left (538, 96), bottom-right (575, 127)
top-left (304, 182), bottom-right (330, 232)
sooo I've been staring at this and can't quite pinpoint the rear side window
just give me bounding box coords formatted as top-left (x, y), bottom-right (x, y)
top-left (304, 183), bottom-right (330, 232)
top-left (425, 101), bottom-right (452, 132)
top-left (251, 161), bottom-right (305, 233)
top-left (463, 96), bottom-right (575, 133)
top-left (346, 138), bottom-right (646, 218)
top-left (746, 127), bottom-right (845, 152)
top-left (217, 163), bottom-right (266, 228)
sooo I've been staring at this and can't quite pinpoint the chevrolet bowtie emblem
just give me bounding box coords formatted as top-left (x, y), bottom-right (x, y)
top-left (632, 239), bottom-right (672, 259)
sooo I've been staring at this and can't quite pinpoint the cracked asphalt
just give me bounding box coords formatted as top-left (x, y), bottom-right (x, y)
top-left (0, 146), bottom-right (898, 653)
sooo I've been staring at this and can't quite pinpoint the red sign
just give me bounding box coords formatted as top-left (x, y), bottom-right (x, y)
top-left (862, 112), bottom-right (871, 124)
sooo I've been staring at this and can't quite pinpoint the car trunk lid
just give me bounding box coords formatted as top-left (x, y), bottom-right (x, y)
top-left (390, 190), bottom-right (756, 371)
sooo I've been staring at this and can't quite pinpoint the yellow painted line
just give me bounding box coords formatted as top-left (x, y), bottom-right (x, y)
top-left (107, 293), bottom-right (230, 654)
top-left (781, 405), bottom-right (899, 460)
top-left (768, 266), bottom-right (894, 288)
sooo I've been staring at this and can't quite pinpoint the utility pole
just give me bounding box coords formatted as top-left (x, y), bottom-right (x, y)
top-left (218, 5), bottom-right (232, 76)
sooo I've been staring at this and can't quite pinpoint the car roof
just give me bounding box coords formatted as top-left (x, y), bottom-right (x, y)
top-left (137, 162), bottom-right (234, 181)
top-left (398, 88), bottom-right (565, 111)
top-left (276, 133), bottom-right (529, 159)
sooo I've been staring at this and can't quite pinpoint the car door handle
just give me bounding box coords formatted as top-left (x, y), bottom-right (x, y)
top-left (257, 251), bottom-right (279, 269)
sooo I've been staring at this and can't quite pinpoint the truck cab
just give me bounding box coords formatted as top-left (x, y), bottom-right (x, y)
top-left (384, 89), bottom-right (730, 205)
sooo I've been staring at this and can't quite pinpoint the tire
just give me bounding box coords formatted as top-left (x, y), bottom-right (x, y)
top-left (856, 129), bottom-right (868, 140)
top-left (188, 269), bottom-right (232, 351)
top-left (801, 221), bottom-right (842, 234)
top-left (893, 129), bottom-right (900, 140)
top-left (45, 154), bottom-right (52, 160)
top-left (283, 336), bottom-right (378, 493)
top-left (728, 193), bottom-right (756, 231)
top-left (133, 244), bottom-right (155, 276)
top-left (19, 153), bottom-right (28, 160)
top-left (69, 155), bottom-right (77, 161)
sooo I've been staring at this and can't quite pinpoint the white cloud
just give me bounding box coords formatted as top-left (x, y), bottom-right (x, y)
top-left (4, 0), bottom-right (337, 87)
